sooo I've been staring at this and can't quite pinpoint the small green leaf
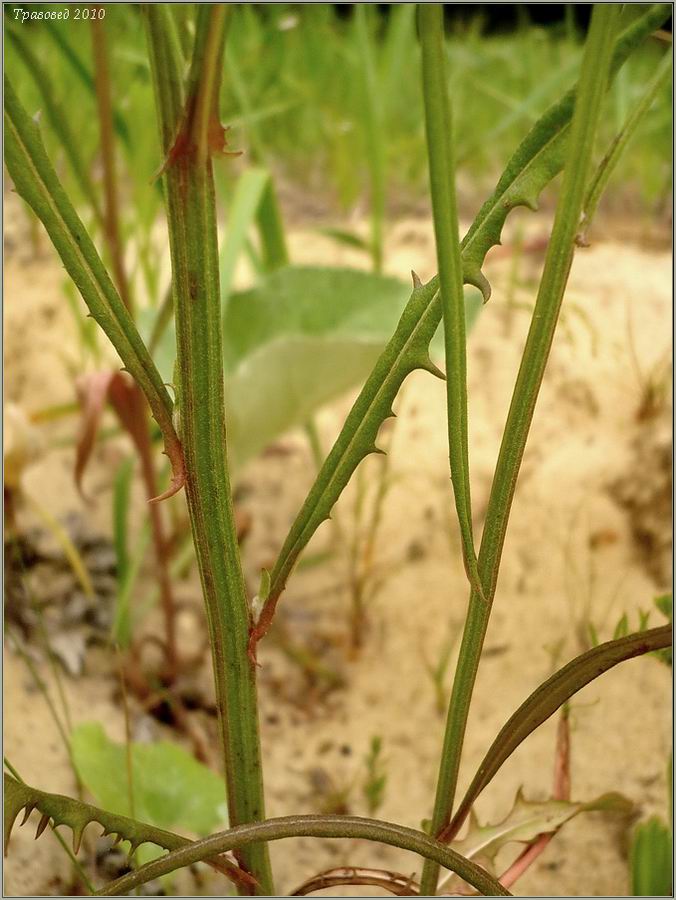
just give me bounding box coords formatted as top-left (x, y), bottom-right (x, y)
top-left (70, 723), bottom-right (227, 836)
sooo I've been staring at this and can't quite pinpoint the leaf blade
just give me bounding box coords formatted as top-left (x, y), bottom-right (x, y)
top-left (441, 625), bottom-right (672, 843)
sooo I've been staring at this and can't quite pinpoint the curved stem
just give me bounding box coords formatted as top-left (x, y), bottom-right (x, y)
top-left (94, 814), bottom-right (510, 897)
top-left (419, 5), bottom-right (622, 894)
top-left (291, 866), bottom-right (421, 896)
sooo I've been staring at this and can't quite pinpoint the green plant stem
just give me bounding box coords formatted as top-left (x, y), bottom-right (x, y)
top-left (419, 4), bottom-right (483, 602)
top-left (95, 814), bottom-right (510, 897)
top-left (419, 6), bottom-right (621, 894)
top-left (355, 6), bottom-right (386, 273)
top-left (143, 6), bottom-right (272, 893)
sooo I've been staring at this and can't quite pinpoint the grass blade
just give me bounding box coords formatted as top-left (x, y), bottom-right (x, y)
top-left (630, 816), bottom-right (673, 896)
top-left (442, 624), bottom-right (672, 843)
top-left (6, 24), bottom-right (103, 224)
top-left (219, 168), bottom-right (270, 305)
top-left (42, 18), bottom-right (131, 150)
top-left (256, 176), bottom-right (289, 272)
top-left (354, 6), bottom-right (386, 273)
top-left (3, 79), bottom-right (184, 502)
top-left (420, 4), bottom-right (483, 601)
top-left (581, 49), bottom-right (672, 238)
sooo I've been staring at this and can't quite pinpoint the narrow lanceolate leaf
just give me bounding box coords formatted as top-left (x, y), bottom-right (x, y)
top-left (252, 4), bottom-right (670, 654)
top-left (440, 625), bottom-right (671, 844)
top-left (3, 774), bottom-right (255, 891)
top-left (3, 78), bottom-right (184, 502)
top-left (249, 274), bottom-right (445, 656)
top-left (420, 4), bottom-right (483, 602)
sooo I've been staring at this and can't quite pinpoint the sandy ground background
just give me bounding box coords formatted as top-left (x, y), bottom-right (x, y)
top-left (3, 189), bottom-right (672, 896)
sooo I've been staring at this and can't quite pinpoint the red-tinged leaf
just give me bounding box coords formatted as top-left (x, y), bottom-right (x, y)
top-left (75, 370), bottom-right (116, 502)
top-left (107, 372), bottom-right (148, 456)
top-left (439, 789), bottom-right (633, 895)
top-left (75, 370), bottom-right (185, 504)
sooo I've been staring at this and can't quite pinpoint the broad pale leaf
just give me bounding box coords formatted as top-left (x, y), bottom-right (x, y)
top-left (70, 722), bottom-right (227, 836)
top-left (151, 265), bottom-right (482, 468)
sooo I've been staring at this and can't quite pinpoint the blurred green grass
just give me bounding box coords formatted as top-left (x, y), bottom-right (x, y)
top-left (5, 3), bottom-right (671, 229)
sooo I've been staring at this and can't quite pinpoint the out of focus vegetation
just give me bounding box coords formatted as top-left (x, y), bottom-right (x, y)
top-left (5, 3), bottom-right (672, 224)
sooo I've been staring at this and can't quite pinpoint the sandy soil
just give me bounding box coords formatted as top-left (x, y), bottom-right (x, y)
top-left (3, 193), bottom-right (672, 897)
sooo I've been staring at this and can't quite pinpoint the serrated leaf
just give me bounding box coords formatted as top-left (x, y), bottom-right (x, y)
top-left (70, 722), bottom-right (226, 836)
top-left (249, 272), bottom-right (465, 655)
top-left (453, 790), bottom-right (633, 869)
top-left (252, 5), bottom-right (670, 655)
top-left (3, 773), bottom-right (253, 889)
top-left (442, 789), bottom-right (633, 893)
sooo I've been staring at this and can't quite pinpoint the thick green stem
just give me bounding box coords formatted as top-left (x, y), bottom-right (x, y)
top-left (419, 6), bottom-right (621, 894)
top-left (144, 7), bottom-right (272, 893)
